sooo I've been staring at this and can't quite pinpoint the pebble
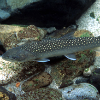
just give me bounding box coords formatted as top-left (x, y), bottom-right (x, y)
top-left (0, 86), bottom-right (16, 100)
top-left (0, 9), bottom-right (10, 20)
top-left (90, 68), bottom-right (100, 92)
top-left (59, 83), bottom-right (99, 100)
top-left (21, 72), bottom-right (52, 92)
top-left (83, 67), bottom-right (92, 76)
top-left (17, 25), bottom-right (47, 41)
top-left (72, 76), bottom-right (89, 84)
top-left (0, 57), bottom-right (45, 85)
top-left (17, 88), bottom-right (63, 100)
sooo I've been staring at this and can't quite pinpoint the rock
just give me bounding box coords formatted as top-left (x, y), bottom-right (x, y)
top-left (1, 0), bottom-right (96, 28)
top-left (0, 57), bottom-right (20, 85)
top-left (22, 72), bottom-right (52, 92)
top-left (45, 25), bottom-right (77, 39)
top-left (72, 76), bottom-right (89, 84)
top-left (83, 67), bottom-right (92, 76)
top-left (43, 27), bottom-right (56, 33)
top-left (0, 25), bottom-right (24, 50)
top-left (0, 41), bottom-right (6, 55)
top-left (0, 24), bottom-right (47, 50)
top-left (0, 0), bottom-right (41, 22)
top-left (50, 49), bottom-right (96, 87)
top-left (0, 0), bottom-right (7, 9)
top-left (17, 25), bottom-right (47, 41)
top-left (90, 68), bottom-right (100, 92)
top-left (0, 57), bottom-right (45, 85)
top-left (0, 86), bottom-right (16, 100)
top-left (0, 9), bottom-right (10, 21)
top-left (7, 0), bottom-right (41, 11)
top-left (59, 79), bottom-right (73, 88)
top-left (74, 29), bottom-right (93, 37)
top-left (60, 83), bottom-right (99, 100)
top-left (83, 64), bottom-right (96, 77)
top-left (17, 88), bottom-right (63, 100)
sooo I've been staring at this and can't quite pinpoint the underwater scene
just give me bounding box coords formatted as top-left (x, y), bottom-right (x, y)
top-left (0, 0), bottom-right (100, 100)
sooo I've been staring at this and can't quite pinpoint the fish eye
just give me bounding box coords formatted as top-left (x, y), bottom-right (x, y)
top-left (11, 56), bottom-right (18, 60)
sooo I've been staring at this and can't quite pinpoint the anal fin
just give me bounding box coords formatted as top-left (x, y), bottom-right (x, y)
top-left (65, 53), bottom-right (76, 60)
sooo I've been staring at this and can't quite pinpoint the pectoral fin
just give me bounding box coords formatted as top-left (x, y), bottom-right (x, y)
top-left (33, 58), bottom-right (50, 62)
top-left (65, 54), bottom-right (76, 60)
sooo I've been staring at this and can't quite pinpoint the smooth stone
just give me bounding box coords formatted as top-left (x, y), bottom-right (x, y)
top-left (0, 9), bottom-right (10, 21)
top-left (59, 83), bottom-right (99, 100)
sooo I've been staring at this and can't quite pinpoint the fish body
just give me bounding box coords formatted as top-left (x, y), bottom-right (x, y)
top-left (2, 36), bottom-right (100, 62)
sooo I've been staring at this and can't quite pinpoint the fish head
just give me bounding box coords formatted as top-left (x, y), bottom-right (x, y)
top-left (2, 47), bottom-right (35, 62)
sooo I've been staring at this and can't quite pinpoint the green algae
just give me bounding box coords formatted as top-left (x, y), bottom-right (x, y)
top-left (89, 50), bottom-right (93, 54)
top-left (78, 53), bottom-right (87, 63)
top-left (84, 68), bottom-right (89, 72)
top-left (80, 32), bottom-right (92, 37)
top-left (0, 68), bottom-right (3, 70)
top-left (90, 12), bottom-right (95, 18)
top-left (96, 16), bottom-right (100, 21)
top-left (11, 24), bottom-right (28, 27)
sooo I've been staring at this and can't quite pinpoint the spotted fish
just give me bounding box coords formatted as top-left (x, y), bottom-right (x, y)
top-left (2, 36), bottom-right (100, 62)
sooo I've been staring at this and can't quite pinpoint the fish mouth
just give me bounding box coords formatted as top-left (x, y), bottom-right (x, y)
top-left (2, 53), bottom-right (20, 62)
